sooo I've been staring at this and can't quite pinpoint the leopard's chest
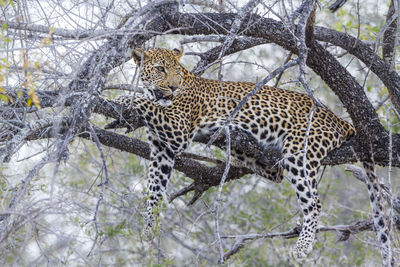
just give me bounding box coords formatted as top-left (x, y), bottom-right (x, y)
top-left (144, 107), bottom-right (196, 153)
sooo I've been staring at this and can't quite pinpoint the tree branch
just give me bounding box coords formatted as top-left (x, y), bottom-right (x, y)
top-left (4, 88), bottom-right (400, 169)
top-left (383, 0), bottom-right (398, 69)
top-left (221, 215), bottom-right (400, 261)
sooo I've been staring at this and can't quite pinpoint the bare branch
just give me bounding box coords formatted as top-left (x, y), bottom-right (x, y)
top-left (214, 127), bottom-right (231, 264)
top-left (2, 20), bottom-right (115, 40)
top-left (294, 0), bottom-right (316, 97)
top-left (222, 216), bottom-right (400, 261)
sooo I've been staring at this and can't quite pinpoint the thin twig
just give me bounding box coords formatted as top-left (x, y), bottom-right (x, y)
top-left (222, 216), bottom-right (400, 261)
top-left (387, 108), bottom-right (395, 263)
top-left (86, 124), bottom-right (110, 257)
top-left (104, 84), bottom-right (145, 92)
top-left (273, 52), bottom-right (293, 87)
top-left (214, 126), bottom-right (231, 264)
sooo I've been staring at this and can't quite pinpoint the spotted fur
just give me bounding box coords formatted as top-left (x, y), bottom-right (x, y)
top-left (362, 162), bottom-right (393, 265)
top-left (111, 48), bottom-right (356, 258)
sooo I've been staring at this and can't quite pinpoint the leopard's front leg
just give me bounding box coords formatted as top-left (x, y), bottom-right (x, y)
top-left (142, 134), bottom-right (176, 240)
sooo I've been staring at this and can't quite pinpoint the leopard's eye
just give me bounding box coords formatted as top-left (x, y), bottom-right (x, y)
top-left (156, 66), bottom-right (165, 72)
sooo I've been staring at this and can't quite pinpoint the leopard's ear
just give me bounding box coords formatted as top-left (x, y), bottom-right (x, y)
top-left (132, 48), bottom-right (148, 64)
top-left (172, 46), bottom-right (184, 60)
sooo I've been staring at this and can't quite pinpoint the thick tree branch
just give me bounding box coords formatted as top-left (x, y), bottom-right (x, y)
top-left (4, 88), bottom-right (400, 168)
top-left (383, 0), bottom-right (398, 69)
top-left (26, 125), bottom-right (253, 204)
top-left (314, 26), bottom-right (400, 115)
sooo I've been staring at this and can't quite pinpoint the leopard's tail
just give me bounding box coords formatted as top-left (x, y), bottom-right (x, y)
top-left (362, 162), bottom-right (394, 266)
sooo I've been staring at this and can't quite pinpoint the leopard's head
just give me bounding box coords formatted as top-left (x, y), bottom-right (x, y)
top-left (132, 47), bottom-right (185, 106)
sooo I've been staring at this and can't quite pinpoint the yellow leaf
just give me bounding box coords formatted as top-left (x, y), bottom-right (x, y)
top-left (27, 89), bottom-right (41, 108)
top-left (0, 94), bottom-right (7, 104)
top-left (31, 93), bottom-right (40, 105)
top-left (0, 87), bottom-right (5, 93)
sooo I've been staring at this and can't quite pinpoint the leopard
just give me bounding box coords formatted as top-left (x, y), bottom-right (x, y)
top-left (108, 47), bottom-right (356, 259)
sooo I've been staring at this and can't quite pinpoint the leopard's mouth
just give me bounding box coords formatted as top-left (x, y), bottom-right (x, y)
top-left (153, 88), bottom-right (173, 101)
top-left (153, 88), bottom-right (165, 101)
top-left (153, 86), bottom-right (177, 101)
